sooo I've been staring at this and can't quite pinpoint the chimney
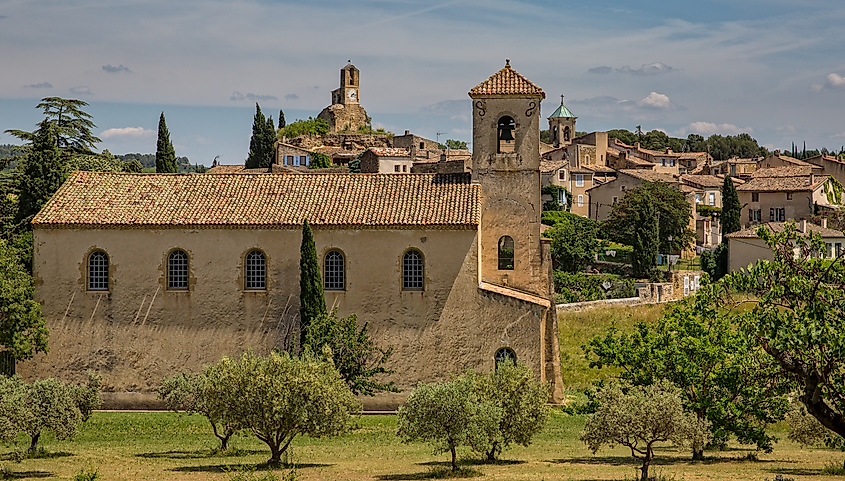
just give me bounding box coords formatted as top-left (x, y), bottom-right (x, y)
top-left (822, 218), bottom-right (828, 229)
top-left (405, 130), bottom-right (410, 136)
top-left (635, 142), bottom-right (640, 149)
top-left (800, 219), bottom-right (807, 233)
top-left (410, 144), bottom-right (417, 159)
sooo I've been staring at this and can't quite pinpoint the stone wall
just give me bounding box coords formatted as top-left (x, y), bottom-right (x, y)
top-left (317, 103), bottom-right (369, 133)
top-left (284, 133), bottom-right (392, 150)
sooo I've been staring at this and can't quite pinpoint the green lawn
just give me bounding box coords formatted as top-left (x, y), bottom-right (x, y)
top-left (1, 411), bottom-right (842, 481)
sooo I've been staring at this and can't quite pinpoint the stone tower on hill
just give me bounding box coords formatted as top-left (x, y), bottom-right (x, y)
top-left (318, 63), bottom-right (370, 133)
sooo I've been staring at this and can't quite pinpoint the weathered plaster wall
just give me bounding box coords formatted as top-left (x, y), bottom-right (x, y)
top-left (24, 226), bottom-right (554, 409)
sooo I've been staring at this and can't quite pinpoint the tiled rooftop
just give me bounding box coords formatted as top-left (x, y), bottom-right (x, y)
top-left (680, 174), bottom-right (724, 188)
top-left (617, 169), bottom-right (678, 183)
top-left (727, 222), bottom-right (843, 239)
top-left (469, 60), bottom-right (545, 98)
top-left (737, 175), bottom-right (825, 192)
top-left (207, 165), bottom-right (247, 174)
top-left (751, 166), bottom-right (814, 178)
top-left (540, 160), bottom-right (567, 173)
top-left (34, 172), bottom-right (479, 228)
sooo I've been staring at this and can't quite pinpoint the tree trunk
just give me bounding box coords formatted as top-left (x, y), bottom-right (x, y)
top-left (210, 421), bottom-right (231, 451)
top-left (692, 447), bottom-right (704, 460)
top-left (29, 431), bottom-right (40, 453)
top-left (268, 443), bottom-right (282, 467)
top-left (486, 442), bottom-right (499, 462)
top-left (640, 449), bottom-right (652, 481)
top-left (450, 444), bottom-right (457, 471)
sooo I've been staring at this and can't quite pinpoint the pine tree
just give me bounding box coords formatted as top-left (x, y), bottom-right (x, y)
top-left (632, 201), bottom-right (659, 278)
top-left (299, 218), bottom-right (326, 333)
top-left (16, 121), bottom-right (68, 224)
top-left (721, 175), bottom-right (741, 237)
top-left (155, 113), bottom-right (177, 173)
top-left (246, 104), bottom-right (267, 169)
top-left (279, 109), bottom-right (286, 129)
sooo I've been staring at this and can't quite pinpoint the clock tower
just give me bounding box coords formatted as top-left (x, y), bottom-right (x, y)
top-left (318, 63), bottom-right (369, 132)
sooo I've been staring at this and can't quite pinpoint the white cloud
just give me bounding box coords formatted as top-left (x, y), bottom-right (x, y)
top-left (100, 127), bottom-right (155, 139)
top-left (24, 82), bottom-right (52, 88)
top-left (102, 64), bottom-right (131, 73)
top-left (69, 86), bottom-right (92, 95)
top-left (810, 73), bottom-right (845, 92)
top-left (676, 122), bottom-right (752, 137)
top-left (637, 92), bottom-right (673, 110)
top-left (618, 62), bottom-right (677, 76)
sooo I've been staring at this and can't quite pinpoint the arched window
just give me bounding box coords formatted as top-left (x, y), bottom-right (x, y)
top-left (551, 125), bottom-right (559, 145)
top-left (324, 250), bottom-right (345, 290)
top-left (168, 250), bottom-right (189, 290)
top-left (88, 251), bottom-right (109, 291)
top-left (563, 126), bottom-right (571, 142)
top-left (497, 116), bottom-right (516, 153)
top-left (403, 250), bottom-right (424, 290)
top-left (498, 236), bottom-right (514, 270)
top-left (494, 347), bottom-right (517, 371)
top-left (245, 250), bottom-right (266, 290)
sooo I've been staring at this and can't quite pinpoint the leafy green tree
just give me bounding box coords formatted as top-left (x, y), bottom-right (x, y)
top-left (700, 243), bottom-right (728, 281)
top-left (721, 175), bottom-right (741, 236)
top-left (246, 104), bottom-right (274, 169)
top-left (303, 308), bottom-right (397, 396)
top-left (201, 349), bottom-right (360, 466)
top-left (279, 117), bottom-right (330, 138)
top-left (581, 380), bottom-right (711, 481)
top-left (299, 219), bottom-right (326, 333)
top-left (122, 159), bottom-right (143, 173)
top-left (278, 109), bottom-right (286, 129)
top-left (632, 201), bottom-right (658, 278)
top-left (547, 214), bottom-right (600, 273)
top-left (603, 180), bottom-right (695, 256)
top-left (472, 362), bottom-right (549, 461)
top-left (155, 113), bottom-right (177, 173)
top-left (348, 153), bottom-right (361, 173)
top-left (444, 139), bottom-right (468, 150)
top-left (309, 152), bottom-right (332, 169)
top-left (397, 376), bottom-right (501, 471)
top-left (159, 372), bottom-right (240, 450)
top-left (0, 238), bottom-right (47, 368)
top-left (541, 184), bottom-right (571, 212)
top-left (15, 121), bottom-right (67, 225)
top-left (725, 223), bottom-right (845, 441)
top-left (607, 129), bottom-right (638, 146)
top-left (585, 288), bottom-right (790, 458)
top-left (5, 97), bottom-right (101, 154)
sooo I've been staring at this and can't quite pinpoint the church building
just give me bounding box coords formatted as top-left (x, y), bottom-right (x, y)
top-left (22, 61), bottom-right (564, 409)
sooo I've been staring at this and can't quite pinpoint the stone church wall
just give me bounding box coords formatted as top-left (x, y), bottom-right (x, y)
top-left (23, 226), bottom-right (553, 409)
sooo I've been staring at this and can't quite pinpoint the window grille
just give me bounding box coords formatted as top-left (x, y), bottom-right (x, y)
top-left (245, 250), bottom-right (266, 290)
top-left (88, 251), bottom-right (109, 290)
top-left (168, 250), bottom-right (189, 290)
top-left (494, 347), bottom-right (517, 371)
top-left (403, 250), bottom-right (424, 289)
top-left (324, 250), bottom-right (345, 290)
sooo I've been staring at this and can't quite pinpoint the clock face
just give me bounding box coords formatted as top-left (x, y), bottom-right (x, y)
top-left (346, 89), bottom-right (357, 101)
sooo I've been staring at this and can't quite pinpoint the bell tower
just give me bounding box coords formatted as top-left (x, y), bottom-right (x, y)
top-left (469, 59), bottom-right (546, 295)
top-left (339, 63), bottom-right (359, 105)
top-left (547, 95), bottom-right (577, 148)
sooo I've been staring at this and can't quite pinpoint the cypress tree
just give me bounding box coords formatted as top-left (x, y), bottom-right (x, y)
top-left (246, 104), bottom-right (267, 169)
top-left (632, 201), bottom-right (659, 278)
top-left (721, 175), bottom-right (741, 236)
top-left (299, 218), bottom-right (326, 333)
top-left (16, 120), bottom-right (67, 224)
top-left (155, 112), bottom-right (177, 173)
top-left (263, 116), bottom-right (276, 168)
top-left (279, 109), bottom-right (286, 129)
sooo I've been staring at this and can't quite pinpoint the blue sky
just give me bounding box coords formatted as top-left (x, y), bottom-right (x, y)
top-left (1, 0), bottom-right (844, 165)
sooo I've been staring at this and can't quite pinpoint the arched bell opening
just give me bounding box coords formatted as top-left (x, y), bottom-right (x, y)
top-left (497, 116), bottom-right (516, 153)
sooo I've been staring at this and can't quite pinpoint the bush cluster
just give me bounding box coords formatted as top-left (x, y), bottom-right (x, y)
top-left (554, 272), bottom-right (635, 304)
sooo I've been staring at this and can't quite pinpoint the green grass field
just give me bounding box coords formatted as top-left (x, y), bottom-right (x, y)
top-left (1, 411), bottom-right (842, 481)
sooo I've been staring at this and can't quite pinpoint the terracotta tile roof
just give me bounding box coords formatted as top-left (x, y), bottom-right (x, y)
top-left (34, 172), bottom-right (479, 228)
top-left (737, 175), bottom-right (824, 192)
top-left (540, 160), bottom-right (567, 173)
top-left (681, 174), bottom-right (723, 188)
top-left (582, 164), bottom-right (616, 173)
top-left (727, 222), bottom-right (844, 239)
top-left (468, 59), bottom-right (545, 98)
top-left (678, 152), bottom-right (709, 160)
top-left (367, 147), bottom-right (411, 157)
top-left (618, 169), bottom-right (678, 183)
top-left (751, 166), bottom-right (814, 178)
top-left (207, 165), bottom-right (247, 174)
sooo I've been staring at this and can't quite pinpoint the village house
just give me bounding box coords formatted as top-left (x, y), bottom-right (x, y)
top-left (726, 220), bottom-right (845, 272)
top-left (359, 147), bottom-right (414, 173)
top-left (736, 166), bottom-right (833, 227)
top-left (21, 60), bottom-right (565, 410)
top-left (587, 169), bottom-right (679, 220)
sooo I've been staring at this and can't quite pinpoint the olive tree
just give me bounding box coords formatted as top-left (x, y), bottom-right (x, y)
top-left (472, 362), bottom-right (549, 461)
top-left (159, 372), bottom-right (240, 450)
top-left (201, 349), bottom-right (360, 466)
top-left (581, 380), bottom-right (711, 481)
top-left (397, 376), bottom-right (501, 471)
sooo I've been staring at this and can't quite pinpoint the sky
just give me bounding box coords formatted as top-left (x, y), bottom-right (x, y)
top-left (1, 0), bottom-right (844, 165)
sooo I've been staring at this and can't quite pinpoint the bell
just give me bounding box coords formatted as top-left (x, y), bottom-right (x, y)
top-left (499, 127), bottom-right (515, 141)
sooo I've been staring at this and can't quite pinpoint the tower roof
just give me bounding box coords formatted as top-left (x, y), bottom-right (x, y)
top-left (468, 59), bottom-right (545, 98)
top-left (548, 96), bottom-right (576, 119)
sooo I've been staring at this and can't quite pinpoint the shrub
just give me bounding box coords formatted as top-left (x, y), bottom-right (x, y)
top-left (553, 272), bottom-right (635, 303)
top-left (279, 118), bottom-right (329, 138)
top-left (159, 372), bottom-right (240, 450)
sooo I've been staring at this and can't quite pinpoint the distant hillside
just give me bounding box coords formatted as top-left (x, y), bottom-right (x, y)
top-left (116, 153), bottom-right (192, 171)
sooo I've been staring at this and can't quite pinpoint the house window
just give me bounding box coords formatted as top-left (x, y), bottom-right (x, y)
top-left (402, 250), bottom-right (424, 290)
top-left (662, 159), bottom-right (667, 167)
top-left (770, 207), bottom-right (785, 222)
top-left (585, 155), bottom-right (590, 164)
top-left (696, 194), bottom-right (702, 204)
top-left (402, 165), bottom-right (407, 172)
top-left (670, 159), bottom-right (676, 167)
top-left (612, 196), bottom-right (618, 204)
top-left (752, 192), bottom-right (759, 202)
top-left (577, 195), bottom-right (584, 207)
top-left (498, 236), bottom-right (515, 270)
top-left (786, 192), bottom-right (793, 201)
top-left (497, 116), bottom-right (516, 153)
top-left (575, 174), bottom-right (584, 187)
top-left (559, 190), bottom-right (567, 205)
top-left (285, 155), bottom-right (293, 165)
top-left (324, 250), bottom-right (345, 290)
top-left (494, 347), bottom-right (516, 371)
top-left (293, 156), bottom-right (301, 166)
top-left (749, 209), bottom-right (762, 222)
top-left (419, 142), bottom-right (424, 149)
top-left (168, 250), bottom-right (189, 290)
top-left (394, 165), bottom-right (400, 172)
top-left (621, 185), bottom-right (626, 192)
top-left (303, 155), bottom-right (310, 166)
top-left (88, 251), bottom-right (109, 291)
top-left (827, 243), bottom-right (833, 259)
top-left (558, 171), bottom-right (565, 180)
top-left (836, 243), bottom-right (842, 258)
top-left (709, 192), bottom-right (715, 206)
top-left (245, 250), bottom-right (266, 290)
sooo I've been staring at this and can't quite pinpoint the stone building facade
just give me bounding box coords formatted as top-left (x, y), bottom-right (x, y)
top-left (22, 61), bottom-right (564, 410)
